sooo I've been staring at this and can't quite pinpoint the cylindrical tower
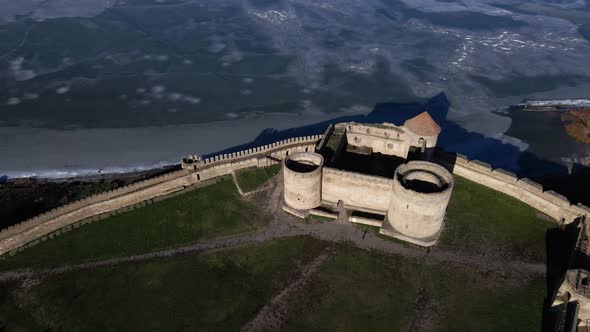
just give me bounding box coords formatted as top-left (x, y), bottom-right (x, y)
top-left (382, 161), bottom-right (453, 246)
top-left (283, 152), bottom-right (324, 210)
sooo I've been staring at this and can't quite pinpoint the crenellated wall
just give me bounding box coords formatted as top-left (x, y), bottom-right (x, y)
top-left (436, 153), bottom-right (590, 223)
top-left (192, 136), bottom-right (320, 181)
top-left (0, 169), bottom-right (190, 241)
top-left (344, 122), bottom-right (410, 158)
top-left (2, 128), bottom-right (589, 258)
top-left (0, 135), bottom-right (322, 257)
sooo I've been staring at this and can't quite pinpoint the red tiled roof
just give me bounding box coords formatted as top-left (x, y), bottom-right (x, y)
top-left (404, 112), bottom-right (441, 137)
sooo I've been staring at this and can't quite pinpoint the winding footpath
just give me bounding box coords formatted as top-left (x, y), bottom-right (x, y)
top-left (241, 246), bottom-right (337, 332)
top-left (0, 177), bottom-right (545, 283)
top-left (0, 216), bottom-right (545, 283)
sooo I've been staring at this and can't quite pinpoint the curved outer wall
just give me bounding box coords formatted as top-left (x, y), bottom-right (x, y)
top-left (283, 153), bottom-right (323, 210)
top-left (385, 161), bottom-right (453, 245)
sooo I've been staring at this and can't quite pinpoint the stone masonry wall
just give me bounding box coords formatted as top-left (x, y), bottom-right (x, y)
top-left (437, 153), bottom-right (590, 223)
top-left (2, 129), bottom-right (588, 257)
top-left (321, 167), bottom-right (393, 213)
top-left (0, 135), bottom-right (322, 257)
top-left (194, 136), bottom-right (320, 181)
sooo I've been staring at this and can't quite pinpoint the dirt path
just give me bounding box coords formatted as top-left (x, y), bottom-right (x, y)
top-left (295, 219), bottom-right (546, 277)
top-left (0, 176), bottom-right (546, 282)
top-left (407, 287), bottom-right (439, 332)
top-left (231, 171), bottom-right (246, 196)
top-left (0, 221), bottom-right (306, 283)
top-left (241, 246), bottom-right (336, 332)
top-left (232, 169), bottom-right (277, 198)
top-left (0, 215), bottom-right (545, 283)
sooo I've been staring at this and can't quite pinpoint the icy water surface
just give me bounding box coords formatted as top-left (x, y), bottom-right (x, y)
top-left (1, 0), bottom-right (590, 177)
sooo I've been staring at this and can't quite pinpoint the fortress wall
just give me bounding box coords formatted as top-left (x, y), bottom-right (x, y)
top-left (321, 167), bottom-right (393, 212)
top-left (283, 152), bottom-right (324, 210)
top-left (195, 137), bottom-right (320, 180)
top-left (347, 123), bottom-right (405, 140)
top-left (0, 172), bottom-right (196, 256)
top-left (344, 123), bottom-right (409, 157)
top-left (316, 124), bottom-right (335, 152)
top-left (197, 135), bottom-right (321, 168)
top-left (0, 135), bottom-right (322, 257)
top-left (404, 130), bottom-right (438, 149)
top-left (383, 161), bottom-right (453, 246)
top-left (346, 132), bottom-right (409, 158)
top-left (441, 154), bottom-right (589, 223)
top-left (491, 169), bottom-right (518, 184)
top-left (0, 169), bottom-right (189, 241)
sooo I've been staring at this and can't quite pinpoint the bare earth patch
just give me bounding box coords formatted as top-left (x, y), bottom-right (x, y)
top-left (241, 246), bottom-right (336, 332)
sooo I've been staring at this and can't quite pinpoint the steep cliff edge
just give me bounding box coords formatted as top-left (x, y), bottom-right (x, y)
top-left (561, 109), bottom-right (590, 144)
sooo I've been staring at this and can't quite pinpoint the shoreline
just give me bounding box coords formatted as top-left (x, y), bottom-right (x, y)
top-left (7, 164), bottom-right (180, 183)
top-left (1, 164), bottom-right (180, 184)
top-left (0, 164), bottom-right (181, 230)
top-left (0, 109), bottom-right (372, 180)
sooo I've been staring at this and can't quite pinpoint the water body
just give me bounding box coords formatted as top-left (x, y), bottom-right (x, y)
top-left (503, 109), bottom-right (590, 176)
top-left (1, 0), bottom-right (590, 178)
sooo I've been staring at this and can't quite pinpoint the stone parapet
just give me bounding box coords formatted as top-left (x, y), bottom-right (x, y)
top-left (0, 134), bottom-right (323, 257)
top-left (435, 152), bottom-right (590, 224)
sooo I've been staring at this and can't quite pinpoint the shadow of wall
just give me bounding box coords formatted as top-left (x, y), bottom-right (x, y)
top-left (206, 91), bottom-right (578, 179)
top-left (542, 219), bottom-right (584, 331)
top-left (202, 91), bottom-right (590, 329)
top-left (534, 163), bottom-right (590, 206)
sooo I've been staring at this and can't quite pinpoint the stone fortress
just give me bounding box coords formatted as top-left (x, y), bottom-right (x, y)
top-left (1, 111), bottom-right (590, 328)
top-left (282, 112), bottom-right (454, 246)
top-left (553, 221), bottom-right (590, 330)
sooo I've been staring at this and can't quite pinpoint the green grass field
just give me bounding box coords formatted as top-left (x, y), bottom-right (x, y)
top-left (441, 176), bottom-right (555, 261)
top-left (0, 168), bottom-right (554, 331)
top-left (235, 164), bottom-right (281, 193)
top-left (1, 237), bottom-right (328, 331)
top-left (1, 238), bottom-right (544, 331)
top-left (283, 243), bottom-right (544, 331)
top-left (0, 176), bottom-right (268, 270)
top-left (351, 175), bottom-right (554, 260)
top-left (0, 171), bottom-right (554, 271)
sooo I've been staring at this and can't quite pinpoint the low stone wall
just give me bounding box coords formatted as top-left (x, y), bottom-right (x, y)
top-left (437, 153), bottom-right (590, 223)
top-left (9, 179), bottom-right (218, 256)
top-left (0, 169), bottom-right (190, 241)
top-left (0, 171), bottom-right (196, 257)
top-left (0, 135), bottom-right (322, 257)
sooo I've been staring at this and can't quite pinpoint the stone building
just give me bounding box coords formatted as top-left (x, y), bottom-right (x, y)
top-left (552, 219), bottom-right (590, 331)
top-left (282, 112), bottom-right (454, 246)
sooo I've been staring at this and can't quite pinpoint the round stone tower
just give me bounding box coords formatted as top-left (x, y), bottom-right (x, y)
top-left (283, 152), bottom-right (324, 210)
top-left (382, 161), bottom-right (453, 246)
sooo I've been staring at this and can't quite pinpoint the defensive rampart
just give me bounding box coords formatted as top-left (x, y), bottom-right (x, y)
top-left (383, 161), bottom-right (454, 246)
top-left (321, 167), bottom-right (393, 213)
top-left (437, 153), bottom-right (590, 224)
top-left (0, 135), bottom-right (322, 257)
top-left (283, 152), bottom-right (324, 210)
top-left (192, 136), bottom-right (320, 181)
top-left (2, 130), bottom-right (589, 257)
